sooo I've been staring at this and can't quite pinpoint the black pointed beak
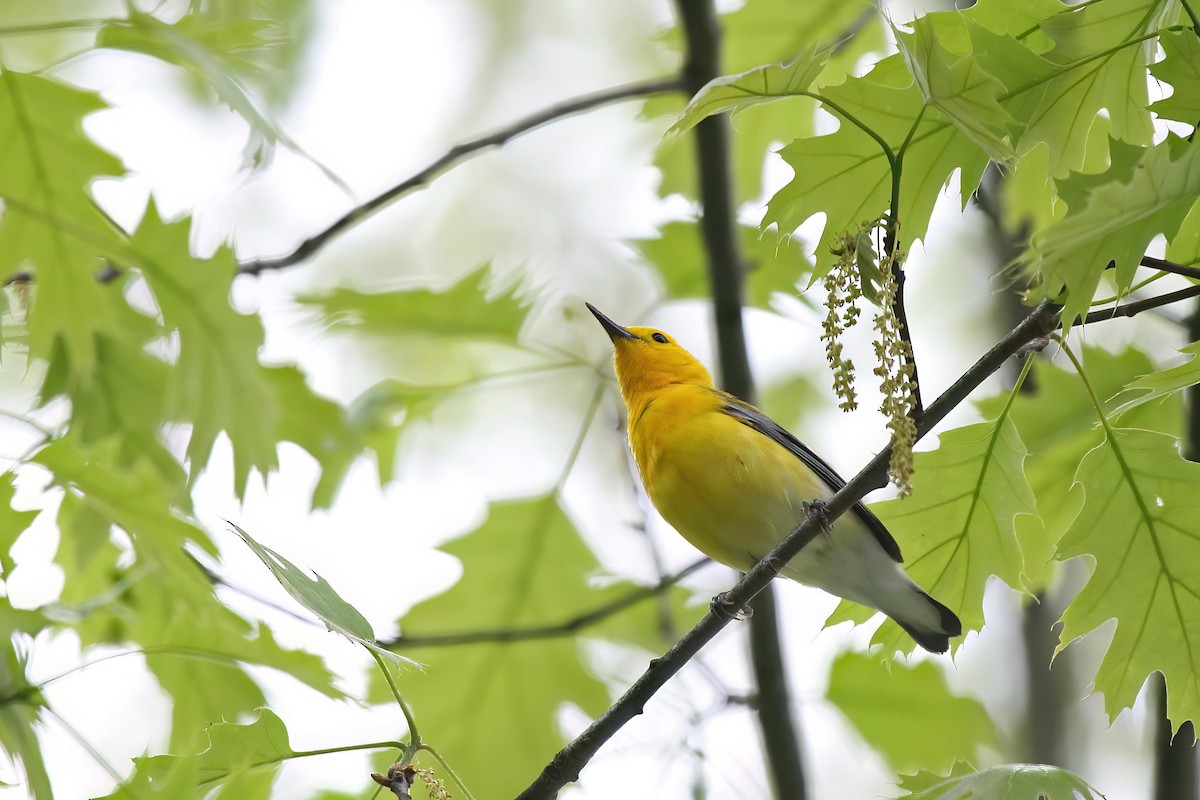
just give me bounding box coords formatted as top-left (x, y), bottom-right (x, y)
top-left (586, 303), bottom-right (636, 341)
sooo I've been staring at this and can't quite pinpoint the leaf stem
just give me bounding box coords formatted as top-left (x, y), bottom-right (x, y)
top-left (418, 743), bottom-right (479, 800)
top-left (367, 646), bottom-right (421, 755)
top-left (801, 91), bottom-right (897, 169)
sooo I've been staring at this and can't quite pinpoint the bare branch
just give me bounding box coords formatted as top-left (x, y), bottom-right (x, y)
top-left (513, 299), bottom-right (1063, 800)
top-left (1140, 255), bottom-right (1200, 281)
top-left (238, 77), bottom-right (684, 276)
top-left (1082, 285), bottom-right (1200, 323)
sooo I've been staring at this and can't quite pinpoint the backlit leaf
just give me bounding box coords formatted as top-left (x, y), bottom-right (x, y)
top-left (827, 651), bottom-right (997, 774)
top-left (1150, 30), bottom-right (1200, 124)
top-left (1057, 429), bottom-right (1200, 728)
top-left (666, 46), bottom-right (830, 140)
top-left (384, 496), bottom-right (685, 798)
top-left (301, 265), bottom-right (529, 342)
top-left (827, 415), bottom-right (1036, 654)
top-left (1031, 136), bottom-right (1200, 324)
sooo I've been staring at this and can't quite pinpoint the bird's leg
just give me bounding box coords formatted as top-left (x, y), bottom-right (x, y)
top-left (803, 499), bottom-right (833, 537)
top-left (710, 591), bottom-right (753, 621)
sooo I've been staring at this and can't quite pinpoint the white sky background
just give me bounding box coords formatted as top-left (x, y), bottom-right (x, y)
top-left (0, 0), bottom-right (1177, 797)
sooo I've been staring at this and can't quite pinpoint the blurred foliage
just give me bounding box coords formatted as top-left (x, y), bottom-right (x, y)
top-left (826, 651), bottom-right (997, 774)
top-left (0, 0), bottom-right (1197, 797)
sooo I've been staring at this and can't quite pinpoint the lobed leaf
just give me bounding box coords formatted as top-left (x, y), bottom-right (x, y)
top-left (1030, 136), bottom-right (1200, 324)
top-left (0, 70), bottom-right (127, 378)
top-left (895, 17), bottom-right (1017, 161)
top-left (1150, 30), bottom-right (1200, 124)
top-left (827, 416), bottom-right (1037, 654)
top-left (1057, 428), bottom-right (1200, 729)
top-left (127, 204), bottom-right (280, 495)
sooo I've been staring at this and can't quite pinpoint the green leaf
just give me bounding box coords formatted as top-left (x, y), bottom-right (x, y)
top-left (902, 764), bottom-right (1103, 799)
top-left (1150, 30), bottom-right (1200, 124)
top-left (895, 17), bottom-right (1016, 160)
top-left (100, 710), bottom-right (295, 798)
top-left (976, 347), bottom-right (1177, 586)
top-left (301, 264), bottom-right (529, 342)
top-left (1112, 341), bottom-right (1200, 416)
top-left (652, 0), bottom-right (882, 204)
top-left (265, 366), bottom-right (364, 509)
top-left (637, 221), bottom-right (812, 306)
top-left (96, 754), bottom-right (198, 798)
top-left (896, 761), bottom-right (974, 793)
top-left (1168, 197), bottom-right (1200, 268)
top-left (826, 651), bottom-right (997, 774)
top-left (230, 522), bottom-right (376, 645)
top-left (1000, 144), bottom-right (1061, 237)
top-left (41, 333), bottom-right (185, 490)
top-left (764, 52), bottom-right (990, 276)
top-left (192, 708), bottom-right (295, 786)
top-left (0, 70), bottom-right (127, 378)
top-left (1057, 428), bottom-right (1200, 728)
top-left (665, 46), bottom-right (830, 140)
top-left (826, 415), bottom-right (1037, 654)
top-left (34, 440), bottom-right (342, 748)
top-left (53, 492), bottom-right (125, 608)
top-left (127, 204), bottom-right (279, 494)
top-left (0, 623), bottom-right (51, 800)
top-left (0, 473), bottom-right (37, 576)
top-left (385, 496), bottom-right (683, 798)
top-left (1030, 136), bottom-right (1200, 324)
top-left (98, 6), bottom-right (318, 172)
top-left (1022, 0), bottom-right (1162, 176)
top-left (34, 437), bottom-right (212, 557)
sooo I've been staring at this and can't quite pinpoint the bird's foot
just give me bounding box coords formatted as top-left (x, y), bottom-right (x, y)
top-left (803, 499), bottom-right (833, 536)
top-left (710, 591), bottom-right (753, 621)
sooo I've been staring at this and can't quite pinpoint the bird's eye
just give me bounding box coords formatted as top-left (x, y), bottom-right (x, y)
top-left (651, 333), bottom-right (669, 344)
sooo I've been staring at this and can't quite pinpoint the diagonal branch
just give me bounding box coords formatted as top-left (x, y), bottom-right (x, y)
top-left (515, 282), bottom-right (1200, 800)
top-left (514, 299), bottom-right (1065, 800)
top-left (377, 558), bottom-right (708, 649)
top-left (239, 77), bottom-right (684, 275)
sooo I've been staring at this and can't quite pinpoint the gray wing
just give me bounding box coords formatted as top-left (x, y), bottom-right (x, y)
top-left (720, 399), bottom-right (903, 563)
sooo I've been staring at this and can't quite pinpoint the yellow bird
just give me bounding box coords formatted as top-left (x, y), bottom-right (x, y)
top-left (587, 303), bottom-right (961, 653)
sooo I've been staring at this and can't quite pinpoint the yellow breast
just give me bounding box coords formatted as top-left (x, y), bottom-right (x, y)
top-left (628, 386), bottom-right (831, 572)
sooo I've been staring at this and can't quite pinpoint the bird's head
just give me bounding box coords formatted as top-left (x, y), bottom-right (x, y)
top-left (586, 303), bottom-right (713, 403)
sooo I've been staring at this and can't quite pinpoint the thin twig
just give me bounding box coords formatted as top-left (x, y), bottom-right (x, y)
top-left (1081, 285), bottom-right (1200, 323)
top-left (239, 77), bottom-right (684, 275)
top-left (1139, 255), bottom-right (1200, 281)
top-left (379, 558), bottom-right (708, 649)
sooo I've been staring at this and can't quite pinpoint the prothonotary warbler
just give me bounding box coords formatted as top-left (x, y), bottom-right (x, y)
top-left (587, 303), bottom-right (962, 653)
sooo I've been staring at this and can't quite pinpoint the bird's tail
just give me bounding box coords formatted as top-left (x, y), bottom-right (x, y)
top-left (884, 585), bottom-right (962, 654)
